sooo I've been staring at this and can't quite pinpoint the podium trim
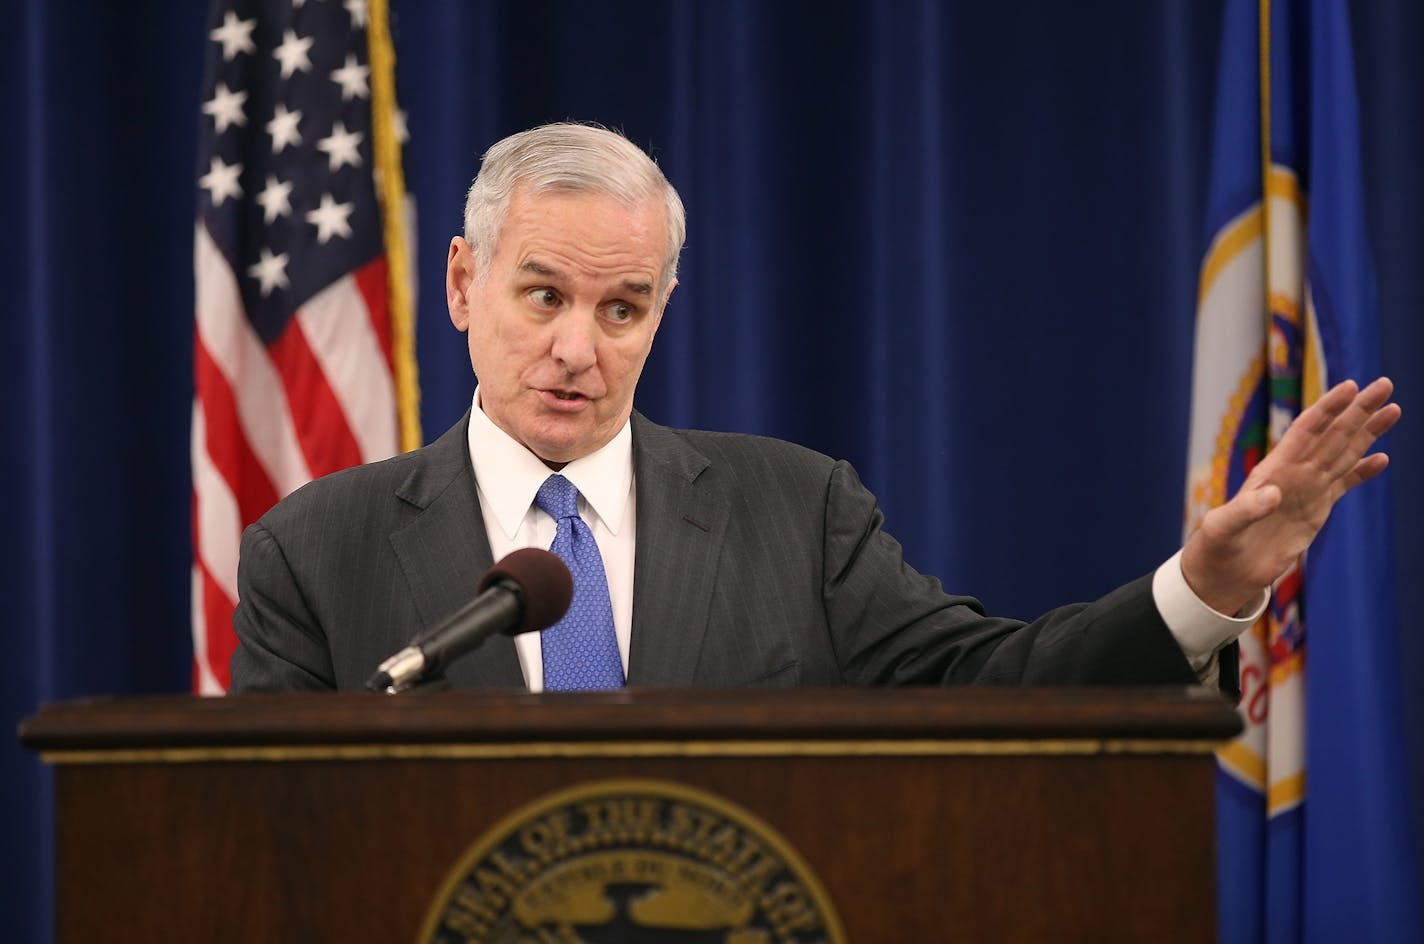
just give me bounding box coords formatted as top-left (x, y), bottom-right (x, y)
top-left (39, 736), bottom-right (1229, 765)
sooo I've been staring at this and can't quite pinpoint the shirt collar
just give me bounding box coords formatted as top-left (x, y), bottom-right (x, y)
top-left (466, 387), bottom-right (633, 539)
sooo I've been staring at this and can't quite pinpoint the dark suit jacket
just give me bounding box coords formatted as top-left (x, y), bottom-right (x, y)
top-left (230, 411), bottom-right (1201, 691)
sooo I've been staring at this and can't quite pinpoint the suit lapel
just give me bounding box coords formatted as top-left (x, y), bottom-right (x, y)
top-left (628, 414), bottom-right (728, 686)
top-left (387, 413), bottom-right (526, 689)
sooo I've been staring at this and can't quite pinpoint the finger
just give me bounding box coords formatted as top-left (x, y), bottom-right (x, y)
top-left (1365, 400), bottom-right (1402, 437)
top-left (1294, 379), bottom-right (1360, 437)
top-left (1360, 375), bottom-right (1396, 406)
top-left (1268, 379), bottom-right (1359, 464)
top-left (1321, 392), bottom-right (1400, 479)
top-left (1294, 377), bottom-right (1395, 473)
top-left (1336, 451), bottom-right (1390, 494)
top-left (1331, 401), bottom-right (1402, 476)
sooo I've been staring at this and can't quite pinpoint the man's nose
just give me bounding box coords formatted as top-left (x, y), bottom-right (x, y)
top-left (549, 310), bottom-right (598, 373)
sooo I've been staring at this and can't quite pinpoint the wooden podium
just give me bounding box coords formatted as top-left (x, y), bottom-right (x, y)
top-left (21, 687), bottom-right (1238, 942)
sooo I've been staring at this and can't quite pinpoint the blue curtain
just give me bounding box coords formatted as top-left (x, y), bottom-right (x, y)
top-left (4, 2), bottom-right (1420, 940)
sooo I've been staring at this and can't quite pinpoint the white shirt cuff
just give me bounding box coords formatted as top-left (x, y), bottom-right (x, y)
top-left (1152, 548), bottom-right (1269, 673)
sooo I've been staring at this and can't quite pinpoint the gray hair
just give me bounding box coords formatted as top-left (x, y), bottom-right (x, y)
top-left (462, 122), bottom-right (687, 293)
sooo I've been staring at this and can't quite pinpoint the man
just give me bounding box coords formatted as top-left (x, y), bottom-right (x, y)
top-left (230, 123), bottom-right (1400, 693)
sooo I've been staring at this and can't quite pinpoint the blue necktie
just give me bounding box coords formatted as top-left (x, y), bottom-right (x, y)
top-left (535, 474), bottom-right (625, 690)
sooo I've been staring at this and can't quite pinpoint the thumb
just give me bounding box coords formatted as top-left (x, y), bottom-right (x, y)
top-left (1212, 483), bottom-right (1281, 536)
top-left (1253, 483), bottom-right (1282, 515)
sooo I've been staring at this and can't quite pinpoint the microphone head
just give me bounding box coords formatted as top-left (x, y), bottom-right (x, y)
top-left (478, 547), bottom-right (573, 633)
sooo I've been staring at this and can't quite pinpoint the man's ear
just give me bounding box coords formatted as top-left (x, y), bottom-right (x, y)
top-left (447, 237), bottom-right (475, 331)
top-left (650, 278), bottom-right (677, 339)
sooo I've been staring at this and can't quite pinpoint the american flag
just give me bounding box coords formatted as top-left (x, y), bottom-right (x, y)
top-left (192, 0), bottom-right (416, 693)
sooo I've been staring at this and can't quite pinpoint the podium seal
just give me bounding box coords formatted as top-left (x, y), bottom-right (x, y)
top-left (419, 778), bottom-right (847, 943)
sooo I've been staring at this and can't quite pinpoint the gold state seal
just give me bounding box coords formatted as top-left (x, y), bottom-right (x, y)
top-left (419, 778), bottom-right (846, 944)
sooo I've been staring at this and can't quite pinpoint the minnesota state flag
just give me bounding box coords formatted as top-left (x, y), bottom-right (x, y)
top-left (1185, 0), bottom-right (1421, 941)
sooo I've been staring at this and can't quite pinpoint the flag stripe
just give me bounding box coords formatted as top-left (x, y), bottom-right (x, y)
top-left (191, 561), bottom-right (222, 695)
top-left (194, 336), bottom-right (282, 527)
top-left (190, 404), bottom-right (244, 605)
top-left (354, 255), bottom-right (396, 373)
top-left (267, 312), bottom-right (365, 479)
top-left (295, 266), bottom-right (399, 464)
top-left (195, 223), bottom-right (313, 496)
top-left (197, 558), bottom-right (239, 692)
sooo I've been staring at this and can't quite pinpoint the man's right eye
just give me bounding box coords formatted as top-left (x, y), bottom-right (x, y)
top-left (528, 288), bottom-right (560, 309)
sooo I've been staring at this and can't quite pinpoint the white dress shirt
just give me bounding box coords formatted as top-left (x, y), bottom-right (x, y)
top-left (466, 388), bottom-right (1262, 691)
top-left (466, 389), bottom-right (635, 691)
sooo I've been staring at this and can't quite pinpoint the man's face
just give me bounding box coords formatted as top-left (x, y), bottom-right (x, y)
top-left (446, 187), bottom-right (674, 467)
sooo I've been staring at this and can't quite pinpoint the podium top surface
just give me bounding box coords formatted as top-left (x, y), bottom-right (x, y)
top-left (20, 687), bottom-right (1241, 758)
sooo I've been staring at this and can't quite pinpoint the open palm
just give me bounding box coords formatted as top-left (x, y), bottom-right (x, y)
top-left (1181, 377), bottom-right (1401, 615)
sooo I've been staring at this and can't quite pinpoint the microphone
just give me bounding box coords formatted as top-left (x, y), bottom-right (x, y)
top-left (365, 548), bottom-right (572, 693)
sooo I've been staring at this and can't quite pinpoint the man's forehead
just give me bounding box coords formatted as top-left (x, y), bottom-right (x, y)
top-left (512, 184), bottom-right (661, 224)
top-left (495, 188), bottom-right (665, 274)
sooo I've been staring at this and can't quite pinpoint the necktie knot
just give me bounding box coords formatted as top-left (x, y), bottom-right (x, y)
top-left (535, 474), bottom-right (580, 521)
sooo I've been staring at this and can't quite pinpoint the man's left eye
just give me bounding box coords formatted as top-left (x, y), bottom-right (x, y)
top-left (606, 303), bottom-right (634, 323)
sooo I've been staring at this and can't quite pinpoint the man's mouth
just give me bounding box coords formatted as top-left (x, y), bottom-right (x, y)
top-left (541, 387), bottom-right (594, 406)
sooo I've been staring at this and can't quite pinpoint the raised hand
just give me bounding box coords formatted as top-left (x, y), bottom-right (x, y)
top-left (1180, 376), bottom-right (1401, 615)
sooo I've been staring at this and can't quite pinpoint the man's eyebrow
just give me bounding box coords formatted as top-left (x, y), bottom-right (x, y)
top-left (519, 259), bottom-right (652, 296)
top-left (519, 260), bottom-right (561, 279)
top-left (521, 259), bottom-right (652, 296)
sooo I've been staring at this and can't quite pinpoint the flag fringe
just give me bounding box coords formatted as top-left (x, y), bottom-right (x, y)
top-left (367, 0), bottom-right (422, 452)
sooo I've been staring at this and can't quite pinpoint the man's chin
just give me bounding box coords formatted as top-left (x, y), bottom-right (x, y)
top-left (514, 404), bottom-right (630, 466)
top-left (521, 427), bottom-right (603, 468)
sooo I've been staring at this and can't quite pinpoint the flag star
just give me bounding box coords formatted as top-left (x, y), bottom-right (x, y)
top-left (273, 29), bottom-right (315, 79)
top-left (305, 193), bottom-right (355, 244)
top-left (209, 11), bottom-right (257, 61)
top-left (198, 156), bottom-right (242, 206)
top-left (344, 0), bottom-right (369, 28)
top-left (247, 248), bottom-right (290, 297)
top-left (330, 53), bottom-right (370, 102)
top-left (316, 121), bottom-right (364, 171)
top-left (393, 109), bottom-right (409, 145)
top-left (202, 83), bottom-right (247, 133)
top-left (266, 104), bottom-right (303, 153)
top-left (256, 175), bottom-right (294, 223)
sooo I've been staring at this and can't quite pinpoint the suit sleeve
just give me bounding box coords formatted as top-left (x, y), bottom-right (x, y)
top-left (819, 460), bottom-right (1201, 687)
top-left (229, 521), bottom-right (339, 692)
